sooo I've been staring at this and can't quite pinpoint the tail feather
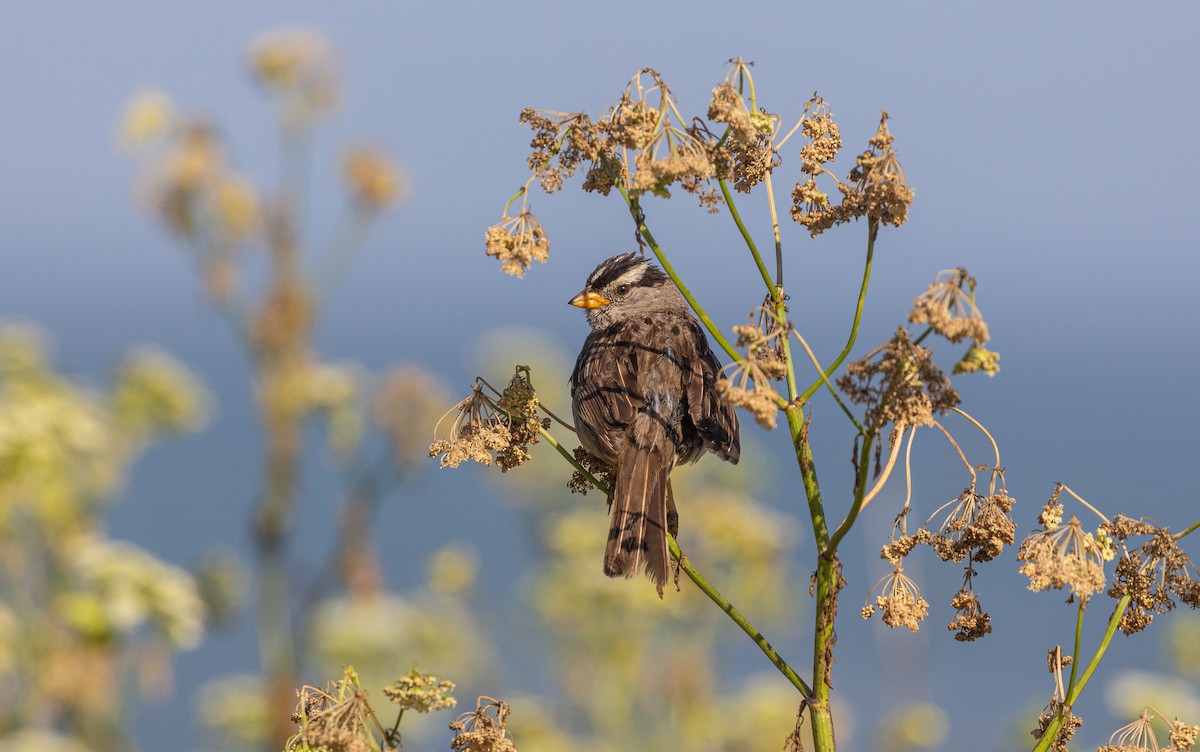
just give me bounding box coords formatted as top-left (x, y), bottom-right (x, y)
top-left (604, 443), bottom-right (671, 593)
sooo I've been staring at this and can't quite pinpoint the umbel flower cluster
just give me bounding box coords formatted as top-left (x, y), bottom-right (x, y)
top-left (865, 477), bottom-right (1016, 641)
top-left (429, 367), bottom-right (548, 472)
top-left (484, 60), bottom-right (915, 276)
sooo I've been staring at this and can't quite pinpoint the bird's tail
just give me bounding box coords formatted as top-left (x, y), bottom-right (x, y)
top-left (604, 443), bottom-right (672, 595)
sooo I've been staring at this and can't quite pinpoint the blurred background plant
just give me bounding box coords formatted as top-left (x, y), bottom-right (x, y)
top-left (0, 323), bottom-right (208, 750)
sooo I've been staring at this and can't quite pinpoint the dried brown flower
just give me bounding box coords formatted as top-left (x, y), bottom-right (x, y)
top-left (862, 566), bottom-right (929, 632)
top-left (286, 669), bottom-right (375, 752)
top-left (791, 109), bottom-right (912, 236)
top-left (429, 385), bottom-right (510, 469)
top-left (926, 485), bottom-right (1016, 564)
top-left (908, 268), bottom-right (990, 345)
top-left (838, 328), bottom-right (960, 431)
top-left (429, 370), bottom-right (546, 472)
top-left (705, 69), bottom-right (780, 192)
top-left (1018, 513), bottom-right (1113, 601)
top-left (947, 588), bottom-right (992, 641)
top-left (797, 95), bottom-right (842, 174)
top-left (1031, 699), bottom-right (1082, 752)
top-left (1171, 717), bottom-right (1200, 750)
top-left (1102, 516), bottom-right (1200, 634)
top-left (484, 211), bottom-right (550, 277)
top-left (383, 667), bottom-right (457, 713)
top-left (881, 529), bottom-right (931, 567)
top-left (1099, 707), bottom-right (1199, 752)
top-left (568, 446), bottom-right (613, 496)
top-left (716, 377), bottom-right (780, 430)
top-left (450, 697), bottom-right (518, 752)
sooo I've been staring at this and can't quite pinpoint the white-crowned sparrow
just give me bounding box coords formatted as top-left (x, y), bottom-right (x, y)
top-left (569, 253), bottom-right (740, 592)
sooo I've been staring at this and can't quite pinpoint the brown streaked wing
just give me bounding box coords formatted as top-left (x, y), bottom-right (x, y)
top-left (570, 327), bottom-right (644, 458)
top-left (681, 318), bottom-right (741, 464)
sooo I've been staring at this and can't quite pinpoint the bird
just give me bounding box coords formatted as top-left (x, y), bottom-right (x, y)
top-left (568, 252), bottom-right (740, 593)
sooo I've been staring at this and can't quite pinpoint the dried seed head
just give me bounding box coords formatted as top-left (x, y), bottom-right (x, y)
top-left (908, 268), bottom-right (991, 345)
top-left (383, 667), bottom-right (457, 713)
top-left (1101, 516), bottom-right (1200, 634)
top-left (947, 589), bottom-right (992, 641)
top-left (863, 567), bottom-right (929, 632)
top-left (926, 486), bottom-right (1017, 564)
top-left (838, 328), bottom-right (960, 431)
top-left (450, 697), bottom-right (518, 752)
top-left (484, 212), bottom-right (550, 278)
top-left (1017, 515), bottom-right (1112, 601)
top-left (1032, 699), bottom-right (1082, 751)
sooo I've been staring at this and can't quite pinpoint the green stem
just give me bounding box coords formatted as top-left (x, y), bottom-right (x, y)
top-left (785, 400), bottom-right (836, 749)
top-left (718, 179), bottom-right (778, 301)
top-left (539, 425), bottom-right (810, 698)
top-left (1175, 520), bottom-right (1200, 540)
top-left (825, 432), bottom-right (875, 554)
top-left (617, 187), bottom-right (741, 364)
top-left (1031, 595), bottom-right (1132, 752)
top-left (1065, 600), bottom-right (1084, 699)
top-left (799, 219), bottom-right (877, 404)
top-left (667, 536), bottom-right (812, 697)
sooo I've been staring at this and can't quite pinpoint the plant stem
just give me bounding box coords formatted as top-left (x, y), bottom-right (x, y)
top-left (667, 536), bottom-right (812, 697)
top-left (718, 179), bottom-right (778, 301)
top-left (825, 433), bottom-right (875, 554)
top-left (799, 219), bottom-right (877, 403)
top-left (1065, 599), bottom-right (1084, 699)
top-left (1031, 595), bottom-right (1132, 752)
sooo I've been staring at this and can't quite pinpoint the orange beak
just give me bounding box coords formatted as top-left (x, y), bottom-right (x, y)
top-left (569, 290), bottom-right (611, 309)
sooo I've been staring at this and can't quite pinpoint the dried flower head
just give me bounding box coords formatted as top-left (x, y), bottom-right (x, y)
top-left (732, 303), bottom-right (789, 381)
top-left (838, 328), bottom-right (960, 431)
top-left (429, 369), bottom-right (546, 472)
top-left (383, 666), bottom-right (457, 713)
top-left (1018, 514), bottom-right (1112, 601)
top-left (449, 697), bottom-right (518, 752)
top-left (1102, 515), bottom-right (1200, 635)
top-left (520, 109), bottom-right (614, 195)
top-left (286, 668), bottom-right (375, 752)
top-left (925, 484), bottom-right (1016, 564)
top-left (862, 566), bottom-right (929, 632)
top-left (1099, 707), bottom-right (1199, 752)
top-left (908, 268), bottom-right (991, 345)
top-left (716, 374), bottom-right (780, 430)
top-left (947, 588), bottom-right (992, 641)
top-left (848, 111), bottom-right (914, 228)
top-left (567, 446), bottom-right (613, 496)
top-left (493, 367), bottom-right (548, 471)
top-left (430, 385), bottom-right (511, 469)
top-left (1031, 699), bottom-right (1082, 752)
top-left (797, 94), bottom-right (842, 175)
top-left (791, 109), bottom-right (913, 236)
top-left (343, 147), bottom-right (401, 210)
top-left (484, 211), bottom-right (550, 277)
top-left (705, 61), bottom-right (780, 192)
top-left (1171, 717), bottom-right (1200, 750)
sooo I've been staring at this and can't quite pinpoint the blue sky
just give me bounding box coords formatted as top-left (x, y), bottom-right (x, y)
top-left (2, 2), bottom-right (1199, 750)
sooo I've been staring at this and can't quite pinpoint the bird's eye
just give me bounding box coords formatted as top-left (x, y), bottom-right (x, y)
top-left (616, 284), bottom-right (630, 296)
